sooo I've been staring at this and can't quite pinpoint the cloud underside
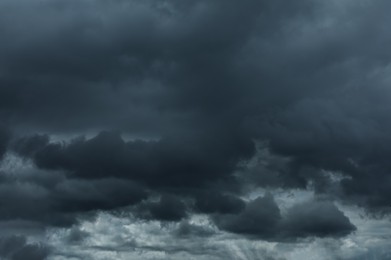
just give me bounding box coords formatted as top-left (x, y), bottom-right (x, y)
top-left (1, 0), bottom-right (391, 259)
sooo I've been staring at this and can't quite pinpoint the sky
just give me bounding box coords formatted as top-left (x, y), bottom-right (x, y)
top-left (1, 0), bottom-right (391, 259)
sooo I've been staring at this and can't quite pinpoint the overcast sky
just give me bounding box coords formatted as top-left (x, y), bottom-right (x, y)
top-left (1, 0), bottom-right (391, 259)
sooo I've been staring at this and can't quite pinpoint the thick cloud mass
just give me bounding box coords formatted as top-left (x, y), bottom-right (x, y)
top-left (214, 194), bottom-right (356, 241)
top-left (137, 194), bottom-right (188, 222)
top-left (0, 127), bottom-right (10, 161)
top-left (12, 130), bottom-right (254, 187)
top-left (1, 0), bottom-right (391, 258)
top-left (194, 192), bottom-right (245, 214)
top-left (280, 200), bottom-right (356, 239)
top-left (214, 194), bottom-right (282, 239)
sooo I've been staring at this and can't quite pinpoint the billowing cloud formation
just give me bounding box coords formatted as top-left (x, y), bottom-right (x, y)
top-left (1, 0), bottom-right (391, 258)
top-left (0, 161), bottom-right (147, 226)
top-left (214, 194), bottom-right (282, 239)
top-left (13, 130), bottom-right (254, 187)
top-left (280, 200), bottom-right (356, 239)
top-left (214, 194), bottom-right (356, 241)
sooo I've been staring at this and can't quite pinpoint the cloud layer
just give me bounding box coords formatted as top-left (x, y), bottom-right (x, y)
top-left (1, 0), bottom-right (391, 259)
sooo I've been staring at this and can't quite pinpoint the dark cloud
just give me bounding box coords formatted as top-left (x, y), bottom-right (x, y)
top-left (0, 127), bottom-right (10, 161)
top-left (214, 194), bottom-right (282, 239)
top-left (0, 0), bottom-right (269, 135)
top-left (214, 194), bottom-right (356, 241)
top-left (239, 0), bottom-right (391, 212)
top-left (13, 131), bottom-right (254, 189)
top-left (52, 178), bottom-right (148, 213)
top-left (5, 130), bottom-right (252, 228)
top-left (0, 235), bottom-right (49, 260)
top-left (280, 200), bottom-right (357, 239)
top-left (148, 195), bottom-right (187, 221)
top-left (0, 181), bottom-right (54, 224)
top-left (136, 194), bottom-right (187, 222)
top-left (1, 0), bottom-right (391, 258)
top-left (66, 226), bottom-right (89, 244)
top-left (253, 94), bottom-right (391, 211)
top-left (194, 192), bottom-right (245, 214)
top-left (11, 134), bottom-right (49, 158)
top-left (0, 169), bottom-right (147, 226)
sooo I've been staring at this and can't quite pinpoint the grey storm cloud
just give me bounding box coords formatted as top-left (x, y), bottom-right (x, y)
top-left (0, 235), bottom-right (49, 260)
top-left (1, 0), bottom-right (391, 259)
top-left (12, 130), bottom-right (254, 187)
top-left (136, 194), bottom-right (188, 222)
top-left (0, 126), bottom-right (10, 160)
top-left (214, 193), bottom-right (282, 239)
top-left (214, 194), bottom-right (356, 241)
top-left (194, 191), bottom-right (246, 214)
